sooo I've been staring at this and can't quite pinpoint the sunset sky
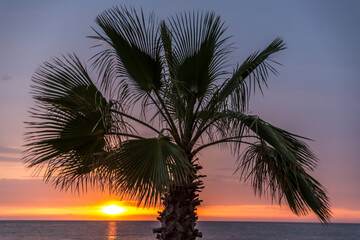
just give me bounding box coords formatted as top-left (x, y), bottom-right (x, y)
top-left (0, 0), bottom-right (359, 223)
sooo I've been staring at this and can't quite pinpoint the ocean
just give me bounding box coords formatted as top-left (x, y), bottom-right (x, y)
top-left (0, 221), bottom-right (359, 240)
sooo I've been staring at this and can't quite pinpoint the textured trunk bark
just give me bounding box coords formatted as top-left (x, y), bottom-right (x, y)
top-left (153, 163), bottom-right (204, 240)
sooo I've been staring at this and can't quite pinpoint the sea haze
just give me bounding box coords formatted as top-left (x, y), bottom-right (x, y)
top-left (0, 221), bottom-right (359, 240)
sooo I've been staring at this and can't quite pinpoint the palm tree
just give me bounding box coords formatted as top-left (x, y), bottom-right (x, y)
top-left (24, 6), bottom-right (331, 240)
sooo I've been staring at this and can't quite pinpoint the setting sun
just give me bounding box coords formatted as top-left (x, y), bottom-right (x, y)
top-left (100, 204), bottom-right (126, 215)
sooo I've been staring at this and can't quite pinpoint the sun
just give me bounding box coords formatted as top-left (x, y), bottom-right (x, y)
top-left (101, 204), bottom-right (126, 215)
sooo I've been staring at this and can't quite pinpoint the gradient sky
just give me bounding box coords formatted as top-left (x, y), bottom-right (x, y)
top-left (0, 0), bottom-right (359, 222)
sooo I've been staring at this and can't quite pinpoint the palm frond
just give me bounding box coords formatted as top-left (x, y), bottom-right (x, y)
top-left (160, 21), bottom-right (176, 79)
top-left (45, 137), bottom-right (194, 207)
top-left (238, 141), bottom-right (331, 223)
top-left (217, 38), bottom-right (286, 112)
top-left (225, 111), bottom-right (316, 171)
top-left (24, 54), bottom-right (113, 178)
top-left (106, 137), bottom-right (194, 206)
top-left (91, 6), bottom-right (163, 93)
top-left (165, 11), bottom-right (232, 98)
top-left (217, 111), bottom-right (331, 222)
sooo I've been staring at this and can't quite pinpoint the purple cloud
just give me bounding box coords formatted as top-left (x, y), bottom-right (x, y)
top-left (0, 146), bottom-right (22, 154)
top-left (0, 75), bottom-right (13, 81)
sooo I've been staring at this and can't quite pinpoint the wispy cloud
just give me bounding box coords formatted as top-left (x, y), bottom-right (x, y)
top-left (0, 156), bottom-right (22, 162)
top-left (0, 146), bottom-right (22, 154)
top-left (0, 75), bottom-right (13, 81)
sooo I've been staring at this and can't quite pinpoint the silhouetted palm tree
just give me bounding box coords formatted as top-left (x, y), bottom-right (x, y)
top-left (25, 6), bottom-right (331, 240)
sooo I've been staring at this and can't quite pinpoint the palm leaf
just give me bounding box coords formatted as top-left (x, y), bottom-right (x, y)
top-left (43, 137), bottom-right (194, 207)
top-left (217, 38), bottom-right (286, 111)
top-left (218, 111), bottom-right (331, 222)
top-left (165, 11), bottom-right (231, 98)
top-left (238, 141), bottom-right (331, 223)
top-left (225, 111), bottom-right (316, 171)
top-left (25, 54), bottom-right (112, 178)
top-left (91, 6), bottom-right (163, 93)
top-left (105, 137), bottom-right (194, 206)
top-left (160, 21), bottom-right (176, 78)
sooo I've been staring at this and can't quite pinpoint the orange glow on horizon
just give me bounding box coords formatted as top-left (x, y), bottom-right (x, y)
top-left (1, 203), bottom-right (360, 223)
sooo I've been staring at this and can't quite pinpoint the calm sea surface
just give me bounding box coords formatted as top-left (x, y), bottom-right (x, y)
top-left (0, 221), bottom-right (359, 240)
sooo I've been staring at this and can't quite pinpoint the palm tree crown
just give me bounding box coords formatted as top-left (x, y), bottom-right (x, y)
top-left (25, 6), bottom-right (331, 230)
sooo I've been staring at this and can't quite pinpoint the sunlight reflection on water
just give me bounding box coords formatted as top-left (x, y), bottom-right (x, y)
top-left (107, 221), bottom-right (117, 240)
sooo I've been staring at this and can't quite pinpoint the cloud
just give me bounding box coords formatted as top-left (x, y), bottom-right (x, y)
top-left (0, 146), bottom-right (22, 154)
top-left (0, 75), bottom-right (13, 81)
top-left (0, 156), bottom-right (22, 162)
top-left (0, 146), bottom-right (23, 162)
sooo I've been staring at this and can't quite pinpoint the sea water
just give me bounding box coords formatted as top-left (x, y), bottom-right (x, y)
top-left (0, 221), bottom-right (359, 240)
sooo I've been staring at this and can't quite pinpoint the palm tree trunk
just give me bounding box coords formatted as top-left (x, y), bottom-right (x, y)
top-left (153, 164), bottom-right (204, 240)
